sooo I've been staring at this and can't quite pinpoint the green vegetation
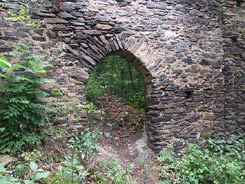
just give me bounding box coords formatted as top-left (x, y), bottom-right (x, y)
top-left (86, 55), bottom-right (145, 108)
top-left (44, 128), bottom-right (100, 184)
top-left (158, 137), bottom-right (245, 184)
top-left (84, 102), bottom-right (105, 122)
top-left (94, 160), bottom-right (134, 184)
top-left (0, 45), bottom-right (53, 154)
top-left (0, 162), bottom-right (49, 184)
top-left (0, 9), bottom-right (244, 183)
top-left (6, 6), bottom-right (39, 28)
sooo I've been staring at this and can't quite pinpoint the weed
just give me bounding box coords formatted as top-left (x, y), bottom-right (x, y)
top-left (84, 102), bottom-right (105, 122)
top-left (0, 45), bottom-right (53, 154)
top-left (158, 138), bottom-right (245, 184)
top-left (95, 159), bottom-right (134, 184)
top-left (44, 155), bottom-right (89, 184)
top-left (0, 161), bottom-right (49, 183)
top-left (5, 6), bottom-right (40, 28)
top-left (68, 128), bottom-right (101, 160)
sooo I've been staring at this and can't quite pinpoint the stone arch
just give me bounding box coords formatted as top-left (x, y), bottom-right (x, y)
top-left (72, 33), bottom-right (157, 149)
top-left (1, 0), bottom-right (243, 153)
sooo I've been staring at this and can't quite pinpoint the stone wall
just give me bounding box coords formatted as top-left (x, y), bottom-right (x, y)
top-left (0, 0), bottom-right (244, 153)
top-left (222, 0), bottom-right (245, 136)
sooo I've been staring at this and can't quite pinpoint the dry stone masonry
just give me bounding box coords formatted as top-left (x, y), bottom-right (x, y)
top-left (0, 0), bottom-right (244, 153)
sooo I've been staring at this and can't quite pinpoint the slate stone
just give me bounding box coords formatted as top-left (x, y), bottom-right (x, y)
top-left (70, 21), bottom-right (85, 26)
top-left (147, 111), bottom-right (160, 117)
top-left (174, 42), bottom-right (188, 52)
top-left (173, 141), bottom-right (184, 148)
top-left (70, 75), bottom-right (87, 83)
top-left (153, 114), bottom-right (172, 122)
top-left (96, 15), bottom-right (111, 22)
top-left (47, 30), bottom-right (56, 38)
top-left (0, 47), bottom-right (13, 53)
top-left (182, 58), bottom-right (194, 65)
top-left (61, 2), bottom-right (76, 12)
top-left (113, 25), bottom-right (127, 32)
top-left (189, 17), bottom-right (208, 25)
top-left (4, 31), bottom-right (28, 38)
top-left (2, 3), bottom-right (21, 9)
top-left (12, 22), bottom-right (22, 27)
top-left (79, 96), bottom-right (87, 103)
top-left (149, 59), bottom-right (161, 71)
top-left (0, 20), bottom-right (8, 27)
top-left (75, 2), bottom-right (87, 9)
top-left (58, 12), bottom-right (76, 19)
top-left (18, 32), bottom-right (28, 37)
top-left (172, 69), bottom-right (183, 75)
top-left (32, 11), bottom-right (56, 17)
top-left (225, 47), bottom-right (242, 55)
top-left (146, 2), bottom-right (167, 10)
top-left (200, 59), bottom-right (209, 66)
top-left (160, 115), bottom-right (172, 122)
top-left (174, 4), bottom-right (185, 11)
top-left (188, 114), bottom-right (202, 123)
top-left (223, 32), bottom-right (239, 41)
top-left (5, 32), bottom-right (18, 37)
top-left (46, 18), bottom-right (69, 24)
top-left (75, 32), bottom-right (88, 40)
top-left (166, 84), bottom-right (178, 91)
top-left (32, 36), bottom-right (46, 42)
top-left (33, 29), bottom-right (44, 35)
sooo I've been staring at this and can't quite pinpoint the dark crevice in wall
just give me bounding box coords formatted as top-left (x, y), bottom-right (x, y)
top-left (236, 0), bottom-right (244, 7)
top-left (184, 90), bottom-right (193, 99)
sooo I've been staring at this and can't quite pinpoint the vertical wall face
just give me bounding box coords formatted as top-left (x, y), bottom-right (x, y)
top-left (0, 0), bottom-right (244, 153)
top-left (222, 0), bottom-right (245, 135)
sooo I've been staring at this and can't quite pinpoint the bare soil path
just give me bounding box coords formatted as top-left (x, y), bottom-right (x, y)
top-left (93, 95), bottom-right (160, 184)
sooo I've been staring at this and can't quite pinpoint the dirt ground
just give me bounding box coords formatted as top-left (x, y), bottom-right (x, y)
top-left (93, 95), bottom-right (160, 184)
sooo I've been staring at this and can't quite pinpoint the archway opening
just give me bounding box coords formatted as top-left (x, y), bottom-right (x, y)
top-left (85, 54), bottom-right (146, 136)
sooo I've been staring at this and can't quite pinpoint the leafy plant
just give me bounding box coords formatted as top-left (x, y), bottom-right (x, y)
top-left (86, 78), bottom-right (106, 102)
top-left (21, 150), bottom-right (42, 162)
top-left (158, 138), bottom-right (245, 184)
top-left (95, 160), bottom-right (134, 184)
top-left (0, 56), bottom-right (12, 69)
top-left (45, 155), bottom-right (89, 184)
top-left (84, 102), bottom-right (105, 122)
top-left (6, 6), bottom-right (39, 28)
top-left (44, 128), bottom-right (100, 183)
top-left (0, 162), bottom-right (49, 184)
top-left (68, 128), bottom-right (101, 160)
top-left (0, 46), bottom-right (53, 154)
top-left (7, 7), bottom-right (30, 22)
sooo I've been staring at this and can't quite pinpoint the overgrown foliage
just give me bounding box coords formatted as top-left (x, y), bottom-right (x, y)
top-left (94, 160), bottom-right (134, 184)
top-left (86, 55), bottom-right (145, 108)
top-left (0, 45), bottom-right (53, 154)
top-left (158, 137), bottom-right (245, 184)
top-left (44, 128), bottom-right (100, 184)
top-left (0, 162), bottom-right (49, 184)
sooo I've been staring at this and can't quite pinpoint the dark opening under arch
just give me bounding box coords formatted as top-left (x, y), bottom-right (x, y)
top-left (84, 49), bottom-right (153, 139)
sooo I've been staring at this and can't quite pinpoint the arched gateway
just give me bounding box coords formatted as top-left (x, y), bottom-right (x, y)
top-left (0, 0), bottom-right (244, 152)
